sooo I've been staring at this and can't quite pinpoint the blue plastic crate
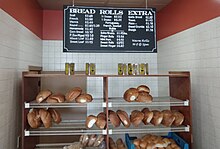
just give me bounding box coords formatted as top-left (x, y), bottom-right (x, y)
top-left (125, 132), bottom-right (189, 149)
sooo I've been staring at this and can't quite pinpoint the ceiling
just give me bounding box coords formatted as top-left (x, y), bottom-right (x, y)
top-left (37, 0), bottom-right (173, 11)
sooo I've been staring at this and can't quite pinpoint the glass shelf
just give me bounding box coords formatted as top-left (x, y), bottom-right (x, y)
top-left (109, 124), bottom-right (190, 135)
top-left (24, 98), bottom-right (104, 108)
top-left (108, 96), bottom-right (189, 107)
top-left (25, 120), bottom-right (104, 136)
top-left (25, 97), bottom-right (188, 108)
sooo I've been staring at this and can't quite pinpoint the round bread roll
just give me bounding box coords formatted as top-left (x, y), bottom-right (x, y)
top-left (85, 115), bottom-right (97, 129)
top-left (39, 109), bottom-right (52, 128)
top-left (65, 87), bottom-right (82, 102)
top-left (172, 111), bottom-right (184, 126)
top-left (116, 138), bottom-right (126, 149)
top-left (136, 91), bottom-right (153, 103)
top-left (36, 90), bottom-right (52, 103)
top-left (161, 110), bottom-right (175, 127)
top-left (75, 93), bottom-right (93, 103)
top-left (82, 135), bottom-right (89, 147)
top-left (146, 143), bottom-right (155, 149)
top-left (133, 138), bottom-right (141, 147)
top-left (27, 109), bottom-right (41, 128)
top-left (93, 135), bottom-right (104, 147)
top-left (151, 110), bottom-right (163, 126)
top-left (95, 112), bottom-right (106, 129)
top-left (137, 85), bottom-right (150, 93)
top-left (130, 110), bottom-right (144, 127)
top-left (123, 88), bottom-right (139, 102)
top-left (140, 140), bottom-right (148, 149)
top-left (116, 110), bottom-right (130, 128)
top-left (87, 134), bottom-right (96, 147)
top-left (46, 93), bottom-right (65, 103)
top-left (48, 109), bottom-right (61, 124)
top-left (142, 108), bottom-right (153, 125)
top-left (109, 110), bottom-right (121, 127)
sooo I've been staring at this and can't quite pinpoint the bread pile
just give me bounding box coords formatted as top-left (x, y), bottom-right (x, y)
top-left (79, 134), bottom-right (104, 148)
top-left (35, 87), bottom-right (93, 103)
top-left (85, 112), bottom-right (107, 129)
top-left (27, 108), bottom-right (61, 128)
top-left (108, 108), bottom-right (184, 128)
top-left (133, 134), bottom-right (181, 149)
top-left (124, 85), bottom-right (153, 103)
top-left (109, 137), bottom-right (126, 149)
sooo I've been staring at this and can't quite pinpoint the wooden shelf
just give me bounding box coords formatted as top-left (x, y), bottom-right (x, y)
top-left (23, 72), bottom-right (189, 78)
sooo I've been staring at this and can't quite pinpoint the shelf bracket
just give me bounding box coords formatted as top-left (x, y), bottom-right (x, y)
top-left (185, 125), bottom-right (190, 132)
top-left (184, 100), bottom-right (189, 106)
top-left (24, 130), bottom-right (30, 136)
top-left (24, 102), bottom-right (30, 108)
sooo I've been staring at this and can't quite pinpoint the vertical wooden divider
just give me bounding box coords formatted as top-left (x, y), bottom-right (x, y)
top-left (103, 76), bottom-right (109, 149)
top-left (169, 71), bottom-right (193, 149)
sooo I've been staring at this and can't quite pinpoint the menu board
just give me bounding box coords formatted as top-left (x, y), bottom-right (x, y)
top-left (64, 6), bottom-right (157, 53)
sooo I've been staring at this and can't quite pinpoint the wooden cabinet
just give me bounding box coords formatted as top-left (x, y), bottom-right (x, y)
top-left (21, 71), bottom-right (192, 149)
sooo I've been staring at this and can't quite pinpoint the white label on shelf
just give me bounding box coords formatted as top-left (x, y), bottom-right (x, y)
top-left (108, 102), bottom-right (112, 107)
top-left (24, 102), bottom-right (30, 108)
top-left (184, 100), bottom-right (189, 106)
top-left (102, 130), bottom-right (107, 135)
top-left (185, 125), bottom-right (190, 132)
top-left (102, 102), bottom-right (107, 107)
top-left (109, 129), bottom-right (112, 135)
top-left (24, 130), bottom-right (30, 136)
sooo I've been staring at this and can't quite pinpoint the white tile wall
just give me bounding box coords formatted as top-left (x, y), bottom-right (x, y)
top-left (42, 40), bottom-right (158, 98)
top-left (0, 9), bottom-right (42, 148)
top-left (158, 17), bottom-right (220, 149)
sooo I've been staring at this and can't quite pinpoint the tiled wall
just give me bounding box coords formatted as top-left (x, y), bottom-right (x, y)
top-left (0, 9), bottom-right (42, 148)
top-left (158, 17), bottom-right (220, 149)
top-left (43, 40), bottom-right (158, 98)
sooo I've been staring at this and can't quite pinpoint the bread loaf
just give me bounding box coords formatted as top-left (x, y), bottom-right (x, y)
top-left (142, 108), bottom-right (153, 125)
top-left (116, 138), bottom-right (126, 149)
top-left (123, 88), bottom-right (139, 102)
top-left (87, 134), bottom-right (96, 147)
top-left (46, 93), bottom-right (65, 103)
top-left (172, 111), bottom-right (184, 126)
top-left (93, 135), bottom-right (104, 147)
top-left (109, 137), bottom-right (117, 149)
top-left (39, 109), bottom-right (52, 128)
top-left (48, 109), bottom-right (61, 124)
top-left (85, 115), bottom-right (97, 129)
top-left (116, 110), bottom-right (130, 128)
top-left (65, 87), bottom-right (82, 102)
top-left (137, 85), bottom-right (150, 93)
top-left (109, 110), bottom-right (120, 127)
top-left (136, 91), bottom-right (153, 103)
top-left (130, 110), bottom-right (144, 127)
top-left (95, 112), bottom-right (106, 129)
top-left (75, 93), bottom-right (93, 103)
top-left (27, 109), bottom-right (41, 128)
top-left (36, 90), bottom-right (52, 103)
top-left (151, 110), bottom-right (163, 126)
top-left (161, 110), bottom-right (175, 127)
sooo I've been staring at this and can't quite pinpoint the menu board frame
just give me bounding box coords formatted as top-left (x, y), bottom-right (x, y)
top-left (63, 6), bottom-right (157, 53)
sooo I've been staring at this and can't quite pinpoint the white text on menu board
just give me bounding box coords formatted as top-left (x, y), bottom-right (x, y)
top-left (128, 10), bottom-right (153, 47)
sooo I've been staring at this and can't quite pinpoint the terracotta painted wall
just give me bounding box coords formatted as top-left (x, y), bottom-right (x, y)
top-left (42, 0), bottom-right (220, 40)
top-left (157, 0), bottom-right (220, 40)
top-left (43, 10), bottom-right (63, 40)
top-left (0, 0), bottom-right (43, 38)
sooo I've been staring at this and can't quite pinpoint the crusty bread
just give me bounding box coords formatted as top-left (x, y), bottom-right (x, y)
top-left (130, 110), bottom-right (144, 127)
top-left (46, 93), bottom-right (65, 103)
top-left (39, 109), bottom-right (52, 128)
top-left (36, 90), bottom-right (52, 103)
top-left (48, 109), bottom-right (61, 124)
top-left (123, 88), bottom-right (139, 102)
top-left (65, 87), bottom-right (82, 102)
top-left (109, 110), bottom-right (121, 128)
top-left (137, 85), bottom-right (150, 93)
top-left (116, 110), bottom-right (130, 128)
top-left (27, 109), bottom-right (41, 128)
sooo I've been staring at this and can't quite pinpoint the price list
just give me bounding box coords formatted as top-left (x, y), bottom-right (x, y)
top-left (64, 6), bottom-right (156, 53)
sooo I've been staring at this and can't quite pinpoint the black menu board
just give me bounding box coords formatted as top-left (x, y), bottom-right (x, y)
top-left (64, 6), bottom-right (157, 53)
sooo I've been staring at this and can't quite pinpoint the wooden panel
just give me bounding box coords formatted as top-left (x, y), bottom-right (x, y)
top-left (169, 71), bottom-right (193, 149)
top-left (22, 72), bottom-right (40, 149)
top-left (103, 77), bottom-right (109, 149)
